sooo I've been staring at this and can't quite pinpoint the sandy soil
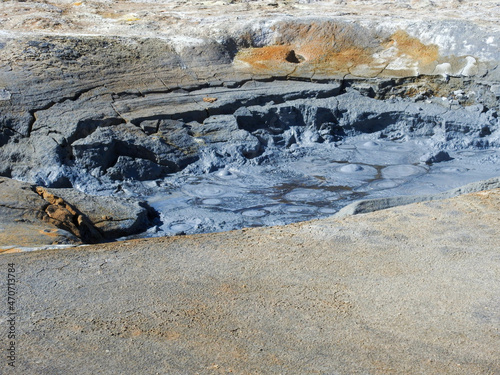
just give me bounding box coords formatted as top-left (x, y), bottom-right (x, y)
top-left (1, 189), bottom-right (499, 374)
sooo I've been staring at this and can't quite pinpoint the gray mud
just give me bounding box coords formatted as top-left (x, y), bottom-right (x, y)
top-left (1, 78), bottom-right (499, 239)
top-left (135, 137), bottom-right (500, 237)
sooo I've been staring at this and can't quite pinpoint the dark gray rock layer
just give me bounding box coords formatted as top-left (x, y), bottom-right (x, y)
top-left (1, 79), bottom-right (499, 193)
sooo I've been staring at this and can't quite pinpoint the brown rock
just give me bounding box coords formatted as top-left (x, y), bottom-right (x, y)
top-left (0, 178), bottom-right (81, 249)
top-left (0, 177), bottom-right (155, 248)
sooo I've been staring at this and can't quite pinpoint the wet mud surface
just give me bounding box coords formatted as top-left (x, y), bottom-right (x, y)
top-left (1, 10), bottom-right (500, 242)
top-left (133, 138), bottom-right (500, 237)
top-left (2, 77), bottom-right (499, 240)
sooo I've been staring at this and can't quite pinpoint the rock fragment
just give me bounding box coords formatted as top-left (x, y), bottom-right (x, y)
top-left (35, 186), bottom-right (104, 243)
top-left (0, 177), bottom-right (158, 248)
top-left (420, 150), bottom-right (452, 164)
top-left (42, 187), bottom-right (158, 239)
top-left (0, 177), bottom-right (80, 249)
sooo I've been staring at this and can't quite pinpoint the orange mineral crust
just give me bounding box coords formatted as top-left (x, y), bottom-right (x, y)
top-left (387, 30), bottom-right (439, 65)
top-left (235, 21), bottom-right (441, 78)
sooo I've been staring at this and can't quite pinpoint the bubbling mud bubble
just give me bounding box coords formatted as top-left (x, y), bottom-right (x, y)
top-left (326, 192), bottom-right (344, 201)
top-left (457, 151), bottom-right (477, 157)
top-left (382, 165), bottom-right (427, 179)
top-left (182, 184), bottom-right (227, 198)
top-left (333, 164), bottom-right (379, 187)
top-left (202, 198), bottom-right (223, 205)
top-left (241, 209), bottom-right (268, 217)
top-left (284, 188), bottom-right (329, 202)
top-left (339, 164), bottom-right (364, 173)
top-left (284, 205), bottom-right (317, 214)
top-left (215, 169), bottom-right (239, 180)
top-left (371, 180), bottom-right (400, 189)
top-left (319, 207), bottom-right (337, 214)
top-left (361, 141), bottom-right (381, 148)
top-left (338, 164), bottom-right (377, 175)
top-left (355, 179), bottom-right (401, 192)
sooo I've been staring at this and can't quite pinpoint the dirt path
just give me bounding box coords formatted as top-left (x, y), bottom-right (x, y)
top-left (1, 189), bottom-right (499, 374)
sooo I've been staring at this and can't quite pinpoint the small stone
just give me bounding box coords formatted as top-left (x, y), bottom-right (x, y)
top-left (420, 151), bottom-right (452, 165)
top-left (490, 84), bottom-right (500, 97)
top-left (0, 88), bottom-right (11, 101)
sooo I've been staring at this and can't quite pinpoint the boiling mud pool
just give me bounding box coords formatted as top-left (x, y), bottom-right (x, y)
top-left (136, 138), bottom-right (500, 237)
